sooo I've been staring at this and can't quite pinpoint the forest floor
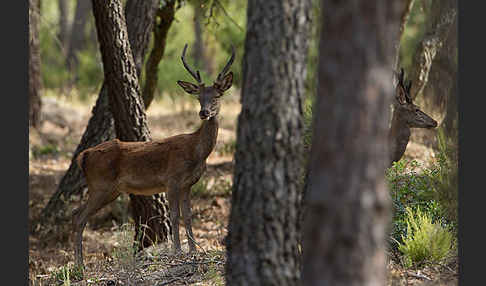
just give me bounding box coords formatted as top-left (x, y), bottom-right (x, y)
top-left (28, 91), bottom-right (457, 285)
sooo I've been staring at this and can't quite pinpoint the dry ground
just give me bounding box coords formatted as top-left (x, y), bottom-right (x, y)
top-left (28, 91), bottom-right (457, 285)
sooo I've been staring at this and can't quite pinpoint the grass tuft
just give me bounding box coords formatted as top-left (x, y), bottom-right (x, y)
top-left (398, 207), bottom-right (454, 268)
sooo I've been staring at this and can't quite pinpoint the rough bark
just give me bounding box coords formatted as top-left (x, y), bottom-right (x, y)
top-left (142, 0), bottom-right (176, 108)
top-left (37, 0), bottom-right (172, 247)
top-left (408, 0), bottom-right (457, 100)
top-left (92, 0), bottom-right (174, 248)
top-left (29, 0), bottom-right (42, 129)
top-left (301, 1), bottom-right (405, 286)
top-left (66, 0), bottom-right (92, 73)
top-left (226, 0), bottom-right (311, 285)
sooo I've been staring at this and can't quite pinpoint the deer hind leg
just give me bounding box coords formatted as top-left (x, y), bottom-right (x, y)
top-left (72, 186), bottom-right (120, 267)
top-left (168, 187), bottom-right (181, 253)
top-left (181, 187), bottom-right (196, 252)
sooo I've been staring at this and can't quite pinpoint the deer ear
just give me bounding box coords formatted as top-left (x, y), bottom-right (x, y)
top-left (177, 81), bottom-right (200, 95)
top-left (396, 85), bottom-right (407, 105)
top-left (214, 72), bottom-right (233, 93)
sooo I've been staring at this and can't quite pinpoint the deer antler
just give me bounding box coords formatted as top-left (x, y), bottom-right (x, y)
top-left (181, 43), bottom-right (202, 85)
top-left (215, 45), bottom-right (235, 85)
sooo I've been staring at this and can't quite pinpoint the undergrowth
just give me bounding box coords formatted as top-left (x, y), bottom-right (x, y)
top-left (397, 207), bottom-right (454, 268)
top-left (386, 128), bottom-right (458, 268)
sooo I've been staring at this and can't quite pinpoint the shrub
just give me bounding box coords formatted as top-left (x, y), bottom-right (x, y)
top-left (386, 159), bottom-right (443, 251)
top-left (398, 207), bottom-right (454, 268)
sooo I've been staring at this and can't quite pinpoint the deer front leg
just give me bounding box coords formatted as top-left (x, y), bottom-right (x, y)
top-left (181, 187), bottom-right (196, 253)
top-left (168, 188), bottom-right (181, 253)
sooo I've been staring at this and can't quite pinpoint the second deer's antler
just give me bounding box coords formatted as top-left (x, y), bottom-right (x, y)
top-left (181, 43), bottom-right (202, 85)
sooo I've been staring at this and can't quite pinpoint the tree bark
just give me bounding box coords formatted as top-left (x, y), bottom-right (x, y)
top-left (423, 0), bottom-right (457, 137)
top-left (37, 0), bottom-right (172, 248)
top-left (29, 0), bottom-right (42, 129)
top-left (142, 0), bottom-right (176, 108)
top-left (225, 0), bottom-right (311, 285)
top-left (66, 0), bottom-right (92, 74)
top-left (301, 2), bottom-right (405, 286)
top-left (408, 0), bottom-right (457, 100)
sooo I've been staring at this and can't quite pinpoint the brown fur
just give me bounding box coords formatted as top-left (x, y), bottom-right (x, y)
top-left (72, 44), bottom-right (234, 268)
top-left (389, 69), bottom-right (437, 166)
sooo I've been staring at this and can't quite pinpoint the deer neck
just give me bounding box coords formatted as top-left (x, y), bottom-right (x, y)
top-left (194, 116), bottom-right (219, 161)
top-left (389, 110), bottom-right (411, 165)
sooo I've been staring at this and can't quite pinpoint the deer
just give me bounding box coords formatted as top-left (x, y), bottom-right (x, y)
top-left (389, 68), bottom-right (437, 167)
top-left (72, 43), bottom-right (235, 268)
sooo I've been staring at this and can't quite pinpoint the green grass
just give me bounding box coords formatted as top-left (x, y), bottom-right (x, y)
top-left (32, 143), bottom-right (60, 157)
top-left (398, 206), bottom-right (454, 268)
top-left (50, 264), bottom-right (84, 284)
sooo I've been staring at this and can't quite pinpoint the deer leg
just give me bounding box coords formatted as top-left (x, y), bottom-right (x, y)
top-left (181, 187), bottom-right (196, 253)
top-left (168, 188), bottom-right (181, 253)
top-left (72, 187), bottom-right (120, 268)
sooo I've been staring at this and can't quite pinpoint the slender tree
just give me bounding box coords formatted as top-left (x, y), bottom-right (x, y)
top-left (29, 0), bottom-right (42, 129)
top-left (142, 0), bottom-right (176, 108)
top-left (302, 1), bottom-right (405, 285)
top-left (58, 0), bottom-right (69, 53)
top-left (37, 0), bottom-right (177, 248)
top-left (66, 0), bottom-right (91, 74)
top-left (226, 0), bottom-right (311, 284)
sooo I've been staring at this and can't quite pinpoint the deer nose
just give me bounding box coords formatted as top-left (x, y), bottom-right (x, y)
top-left (199, 109), bottom-right (210, 119)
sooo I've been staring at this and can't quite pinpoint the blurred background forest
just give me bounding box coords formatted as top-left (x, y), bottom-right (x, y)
top-left (29, 0), bottom-right (458, 285)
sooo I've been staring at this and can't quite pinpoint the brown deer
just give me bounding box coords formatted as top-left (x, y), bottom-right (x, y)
top-left (72, 44), bottom-right (235, 267)
top-left (389, 68), bottom-right (437, 166)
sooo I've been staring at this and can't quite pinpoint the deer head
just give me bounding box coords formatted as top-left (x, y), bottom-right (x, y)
top-left (177, 44), bottom-right (235, 120)
top-left (394, 68), bottom-right (438, 129)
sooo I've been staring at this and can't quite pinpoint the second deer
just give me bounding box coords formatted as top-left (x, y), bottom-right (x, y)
top-left (72, 44), bottom-right (235, 267)
top-left (389, 68), bottom-right (437, 166)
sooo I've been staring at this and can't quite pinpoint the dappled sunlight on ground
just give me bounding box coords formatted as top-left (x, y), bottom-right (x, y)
top-left (29, 91), bottom-right (455, 285)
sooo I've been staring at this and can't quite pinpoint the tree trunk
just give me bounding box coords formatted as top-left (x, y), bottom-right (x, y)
top-left (394, 0), bottom-right (415, 71)
top-left (66, 0), bottom-right (91, 74)
top-left (408, 0), bottom-right (457, 100)
top-left (58, 0), bottom-right (69, 53)
top-left (29, 0), bottom-right (42, 129)
top-left (225, 0), bottom-right (310, 285)
top-left (425, 0), bottom-right (458, 136)
top-left (192, 3), bottom-right (212, 75)
top-left (301, 2), bottom-right (405, 285)
top-left (37, 0), bottom-right (172, 248)
top-left (142, 0), bottom-right (176, 108)
top-left (91, 0), bottom-right (150, 138)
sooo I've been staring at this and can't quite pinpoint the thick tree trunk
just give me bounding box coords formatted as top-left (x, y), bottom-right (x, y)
top-left (37, 0), bottom-right (172, 247)
top-left (225, 0), bottom-right (310, 285)
top-left (66, 0), bottom-right (91, 74)
top-left (29, 0), bottom-right (42, 129)
top-left (301, 2), bottom-right (405, 285)
top-left (142, 0), bottom-right (176, 108)
top-left (91, 0), bottom-right (150, 138)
